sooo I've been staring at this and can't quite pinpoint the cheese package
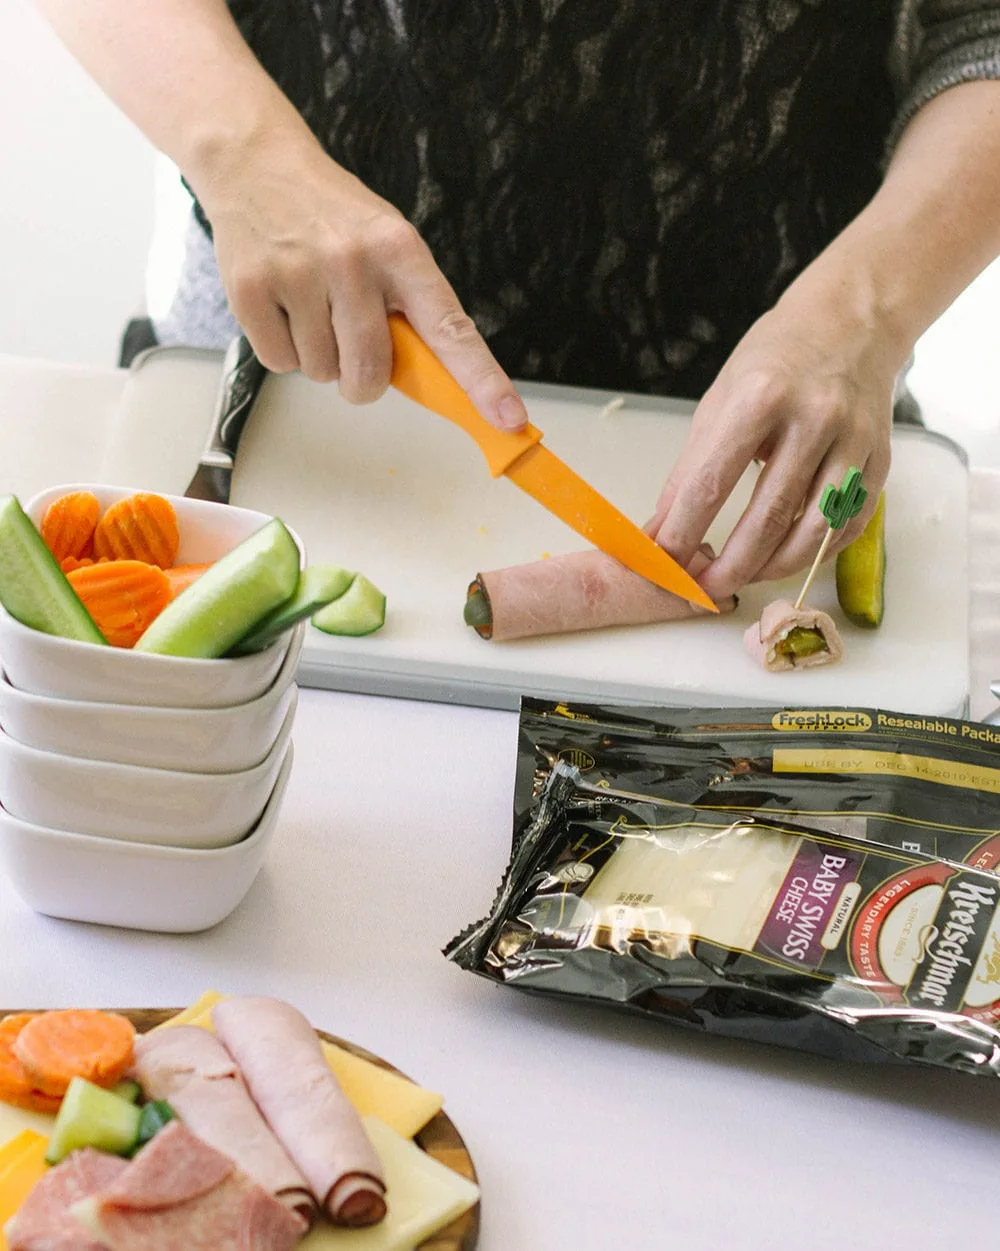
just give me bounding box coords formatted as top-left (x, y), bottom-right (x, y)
top-left (448, 699), bottom-right (1000, 1075)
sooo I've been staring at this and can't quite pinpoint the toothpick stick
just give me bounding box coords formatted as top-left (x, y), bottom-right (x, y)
top-left (793, 467), bottom-right (867, 611)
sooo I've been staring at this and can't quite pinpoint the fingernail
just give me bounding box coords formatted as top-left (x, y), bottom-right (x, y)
top-left (498, 396), bottom-right (528, 430)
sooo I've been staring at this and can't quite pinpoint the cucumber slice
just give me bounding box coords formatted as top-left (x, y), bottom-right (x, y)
top-left (130, 1100), bottom-right (176, 1154)
top-left (311, 574), bottom-right (386, 637)
top-left (229, 564), bottom-right (356, 656)
top-left (45, 1077), bottom-right (142, 1164)
top-left (0, 496), bottom-right (106, 645)
top-left (134, 518), bottom-right (300, 658)
top-left (111, 1078), bottom-right (142, 1104)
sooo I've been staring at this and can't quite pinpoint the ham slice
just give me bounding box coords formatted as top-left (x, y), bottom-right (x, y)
top-left (6, 1147), bottom-right (126, 1251)
top-left (743, 597), bottom-right (844, 671)
top-left (467, 548), bottom-right (734, 641)
top-left (131, 1025), bottom-right (316, 1224)
top-left (212, 997), bottom-right (386, 1227)
top-left (73, 1120), bottom-right (307, 1251)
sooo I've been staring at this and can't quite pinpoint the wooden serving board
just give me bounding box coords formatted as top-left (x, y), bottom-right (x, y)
top-left (4, 1008), bottom-right (479, 1251)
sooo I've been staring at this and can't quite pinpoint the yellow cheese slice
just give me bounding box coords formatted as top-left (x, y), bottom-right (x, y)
top-left (158, 995), bottom-right (444, 1139)
top-left (0, 1131), bottom-right (44, 1180)
top-left (299, 1117), bottom-right (479, 1251)
top-left (0, 1137), bottom-right (49, 1247)
top-left (150, 989), bottom-right (225, 1029)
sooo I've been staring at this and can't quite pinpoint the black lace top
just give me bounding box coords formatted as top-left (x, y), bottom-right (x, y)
top-left (217, 0), bottom-right (900, 399)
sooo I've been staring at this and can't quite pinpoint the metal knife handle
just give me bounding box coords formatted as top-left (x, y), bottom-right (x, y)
top-left (199, 335), bottom-right (268, 468)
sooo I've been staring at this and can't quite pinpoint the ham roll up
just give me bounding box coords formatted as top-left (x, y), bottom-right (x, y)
top-left (212, 997), bottom-right (386, 1228)
top-left (743, 597), bottom-right (844, 671)
top-left (130, 1025), bottom-right (317, 1225)
top-left (465, 548), bottom-right (734, 642)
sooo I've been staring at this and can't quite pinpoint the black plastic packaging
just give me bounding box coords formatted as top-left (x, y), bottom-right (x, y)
top-left (447, 700), bottom-right (1000, 1075)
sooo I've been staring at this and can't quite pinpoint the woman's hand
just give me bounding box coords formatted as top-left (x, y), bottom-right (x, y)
top-left (197, 130), bottom-right (528, 429)
top-left (653, 78), bottom-right (1000, 604)
top-left (32, 0), bottom-right (529, 430)
top-left (648, 272), bottom-right (901, 603)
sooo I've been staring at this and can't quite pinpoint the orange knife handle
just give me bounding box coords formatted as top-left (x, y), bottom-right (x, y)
top-left (388, 313), bottom-right (543, 477)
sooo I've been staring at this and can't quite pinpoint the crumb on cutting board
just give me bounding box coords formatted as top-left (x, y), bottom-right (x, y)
top-left (598, 396), bottom-right (626, 419)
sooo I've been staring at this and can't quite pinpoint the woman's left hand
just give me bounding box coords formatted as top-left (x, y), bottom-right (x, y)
top-left (648, 271), bottom-right (902, 603)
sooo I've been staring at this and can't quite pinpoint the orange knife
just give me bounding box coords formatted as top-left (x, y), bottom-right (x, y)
top-left (389, 314), bottom-right (718, 613)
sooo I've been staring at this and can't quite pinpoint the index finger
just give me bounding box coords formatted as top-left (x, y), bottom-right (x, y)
top-left (651, 426), bottom-right (763, 569)
top-left (394, 277), bottom-right (528, 432)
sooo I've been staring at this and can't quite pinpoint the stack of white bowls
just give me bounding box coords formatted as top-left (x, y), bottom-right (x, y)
top-left (0, 485), bottom-right (303, 933)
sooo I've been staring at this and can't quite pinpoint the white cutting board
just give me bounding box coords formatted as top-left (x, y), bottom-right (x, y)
top-left (98, 349), bottom-right (970, 716)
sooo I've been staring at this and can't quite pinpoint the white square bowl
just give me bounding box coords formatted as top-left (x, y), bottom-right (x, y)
top-left (0, 626), bottom-right (302, 774)
top-left (0, 746), bottom-right (294, 933)
top-left (0, 484), bottom-right (303, 708)
top-left (0, 701), bottom-right (295, 849)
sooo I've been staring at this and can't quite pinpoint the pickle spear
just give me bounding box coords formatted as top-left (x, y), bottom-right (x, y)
top-left (774, 627), bottom-right (827, 658)
top-left (835, 492), bottom-right (885, 628)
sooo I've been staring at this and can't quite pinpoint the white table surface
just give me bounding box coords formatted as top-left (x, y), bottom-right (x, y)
top-left (1, 354), bottom-right (999, 1250)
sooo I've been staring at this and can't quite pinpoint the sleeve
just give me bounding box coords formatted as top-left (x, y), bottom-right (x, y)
top-left (887, 0), bottom-right (1000, 147)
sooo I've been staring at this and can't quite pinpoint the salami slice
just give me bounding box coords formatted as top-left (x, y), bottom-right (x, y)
top-left (6, 1147), bottom-right (126, 1251)
top-left (466, 548), bottom-right (734, 642)
top-left (743, 597), bottom-right (844, 671)
top-left (131, 1025), bottom-right (316, 1224)
top-left (212, 997), bottom-right (386, 1227)
top-left (77, 1120), bottom-right (307, 1251)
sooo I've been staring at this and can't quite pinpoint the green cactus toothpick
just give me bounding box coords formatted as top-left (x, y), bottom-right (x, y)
top-left (794, 467), bottom-right (867, 610)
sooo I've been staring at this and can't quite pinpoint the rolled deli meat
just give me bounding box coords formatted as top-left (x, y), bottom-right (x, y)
top-left (212, 997), bottom-right (387, 1228)
top-left (743, 597), bottom-right (844, 671)
top-left (465, 548), bottom-right (734, 642)
top-left (130, 1025), bottom-right (317, 1224)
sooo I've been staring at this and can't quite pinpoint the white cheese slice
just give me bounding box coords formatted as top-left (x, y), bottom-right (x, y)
top-left (0, 1102), bottom-right (55, 1149)
top-left (300, 1117), bottom-right (479, 1251)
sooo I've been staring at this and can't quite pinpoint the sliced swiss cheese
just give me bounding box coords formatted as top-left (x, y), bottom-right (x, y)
top-left (299, 1117), bottom-right (479, 1251)
top-left (0, 1105), bottom-right (54, 1155)
top-left (158, 993), bottom-right (444, 1139)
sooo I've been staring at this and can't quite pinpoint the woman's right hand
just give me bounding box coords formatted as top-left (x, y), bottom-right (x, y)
top-left (196, 130), bottom-right (528, 430)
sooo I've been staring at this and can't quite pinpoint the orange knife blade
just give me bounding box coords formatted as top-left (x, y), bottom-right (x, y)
top-left (388, 313), bottom-right (718, 612)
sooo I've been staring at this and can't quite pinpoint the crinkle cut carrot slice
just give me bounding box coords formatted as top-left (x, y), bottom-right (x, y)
top-left (92, 492), bottom-right (180, 569)
top-left (0, 1014), bottom-right (63, 1113)
top-left (39, 491), bottom-right (101, 563)
top-left (165, 561), bottom-right (213, 600)
top-left (67, 559), bottom-right (172, 648)
top-left (12, 1009), bottom-right (136, 1098)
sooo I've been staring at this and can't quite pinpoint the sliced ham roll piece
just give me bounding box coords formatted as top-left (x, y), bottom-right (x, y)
top-left (130, 1025), bottom-right (316, 1225)
top-left (212, 996), bottom-right (386, 1228)
top-left (743, 597), bottom-right (845, 671)
top-left (71, 1119), bottom-right (307, 1251)
top-left (466, 548), bottom-right (734, 642)
top-left (6, 1146), bottom-right (126, 1251)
